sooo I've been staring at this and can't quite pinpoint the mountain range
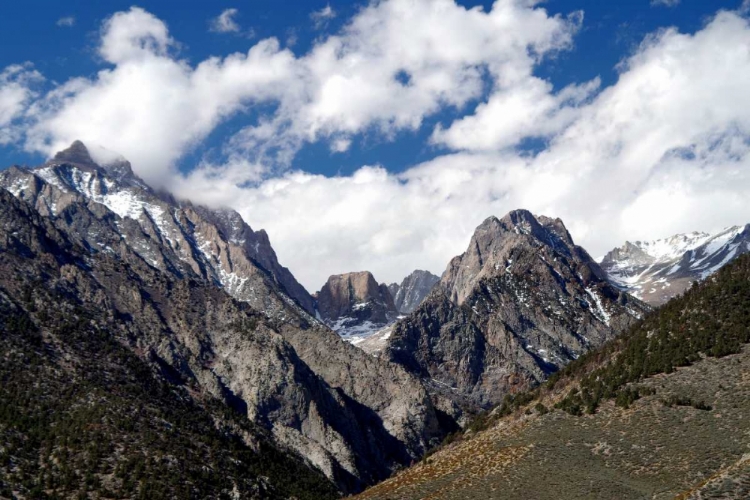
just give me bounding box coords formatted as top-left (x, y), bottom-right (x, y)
top-left (1, 141), bottom-right (748, 497)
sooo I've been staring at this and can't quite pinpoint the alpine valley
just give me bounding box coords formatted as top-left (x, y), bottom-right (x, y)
top-left (0, 142), bottom-right (446, 497)
top-left (1, 142), bottom-right (749, 499)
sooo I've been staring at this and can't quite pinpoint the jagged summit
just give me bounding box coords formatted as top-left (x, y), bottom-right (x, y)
top-left (382, 210), bottom-right (648, 407)
top-left (1, 140), bottom-right (317, 317)
top-left (442, 209), bottom-right (599, 306)
top-left (474, 210), bottom-right (539, 237)
top-left (388, 269), bottom-right (440, 314)
top-left (51, 140), bottom-right (96, 167)
top-left (478, 210), bottom-right (571, 241)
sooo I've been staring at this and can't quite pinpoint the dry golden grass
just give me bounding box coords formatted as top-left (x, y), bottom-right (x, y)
top-left (353, 347), bottom-right (750, 500)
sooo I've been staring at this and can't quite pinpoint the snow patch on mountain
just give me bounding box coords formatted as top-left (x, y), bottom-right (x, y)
top-left (585, 287), bottom-right (611, 326)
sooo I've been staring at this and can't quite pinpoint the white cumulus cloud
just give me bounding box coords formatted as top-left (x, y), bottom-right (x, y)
top-left (19, 1), bottom-right (578, 185)
top-left (0, 63), bottom-right (43, 145)
top-left (229, 0), bottom-right (580, 167)
top-left (173, 8), bottom-right (750, 289)
top-left (23, 7), bottom-right (297, 186)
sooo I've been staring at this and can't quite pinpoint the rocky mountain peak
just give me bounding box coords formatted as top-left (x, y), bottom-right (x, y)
top-left (478, 210), bottom-right (571, 242)
top-left (498, 208), bottom-right (534, 227)
top-left (187, 204), bottom-right (315, 313)
top-left (1, 141), bottom-right (316, 318)
top-left (46, 140), bottom-right (143, 188)
top-left (316, 271), bottom-right (398, 341)
top-left (319, 272), bottom-right (380, 315)
top-left (600, 241), bottom-right (654, 267)
top-left (381, 210), bottom-right (648, 407)
top-left (537, 215), bottom-right (575, 246)
top-left (442, 209), bottom-right (592, 306)
top-left (52, 140), bottom-right (96, 167)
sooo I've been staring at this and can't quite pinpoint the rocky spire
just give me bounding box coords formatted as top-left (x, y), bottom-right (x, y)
top-left (46, 140), bottom-right (142, 187)
top-left (316, 271), bottom-right (399, 339)
top-left (50, 140), bottom-right (98, 169)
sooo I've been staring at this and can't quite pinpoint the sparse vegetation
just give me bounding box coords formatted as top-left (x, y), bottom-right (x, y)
top-left (661, 395), bottom-right (712, 411)
top-left (553, 254), bottom-right (750, 415)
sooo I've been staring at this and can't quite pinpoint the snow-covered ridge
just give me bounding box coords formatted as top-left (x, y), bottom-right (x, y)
top-left (601, 225), bottom-right (750, 305)
top-left (36, 164), bottom-right (171, 233)
top-left (634, 232), bottom-right (709, 260)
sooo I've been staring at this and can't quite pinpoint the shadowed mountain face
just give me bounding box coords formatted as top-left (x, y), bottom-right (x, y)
top-left (0, 187), bottom-right (339, 499)
top-left (381, 211), bottom-right (649, 409)
top-left (0, 142), bottom-right (449, 494)
top-left (601, 226), bottom-right (750, 305)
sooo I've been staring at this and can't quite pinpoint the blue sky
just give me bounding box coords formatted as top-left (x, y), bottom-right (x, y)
top-left (1, 0), bottom-right (750, 289)
top-left (0, 0), bottom-right (740, 175)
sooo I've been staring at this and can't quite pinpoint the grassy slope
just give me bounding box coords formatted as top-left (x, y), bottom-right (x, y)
top-left (354, 254), bottom-right (750, 500)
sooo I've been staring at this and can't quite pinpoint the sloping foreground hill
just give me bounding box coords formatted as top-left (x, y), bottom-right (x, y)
top-left (354, 254), bottom-right (750, 500)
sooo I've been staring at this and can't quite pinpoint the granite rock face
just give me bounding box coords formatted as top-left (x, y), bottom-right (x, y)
top-left (315, 271), bottom-right (399, 341)
top-left (388, 270), bottom-right (440, 314)
top-left (382, 211), bottom-right (650, 408)
top-left (0, 142), bottom-right (449, 493)
top-left (601, 226), bottom-right (750, 305)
